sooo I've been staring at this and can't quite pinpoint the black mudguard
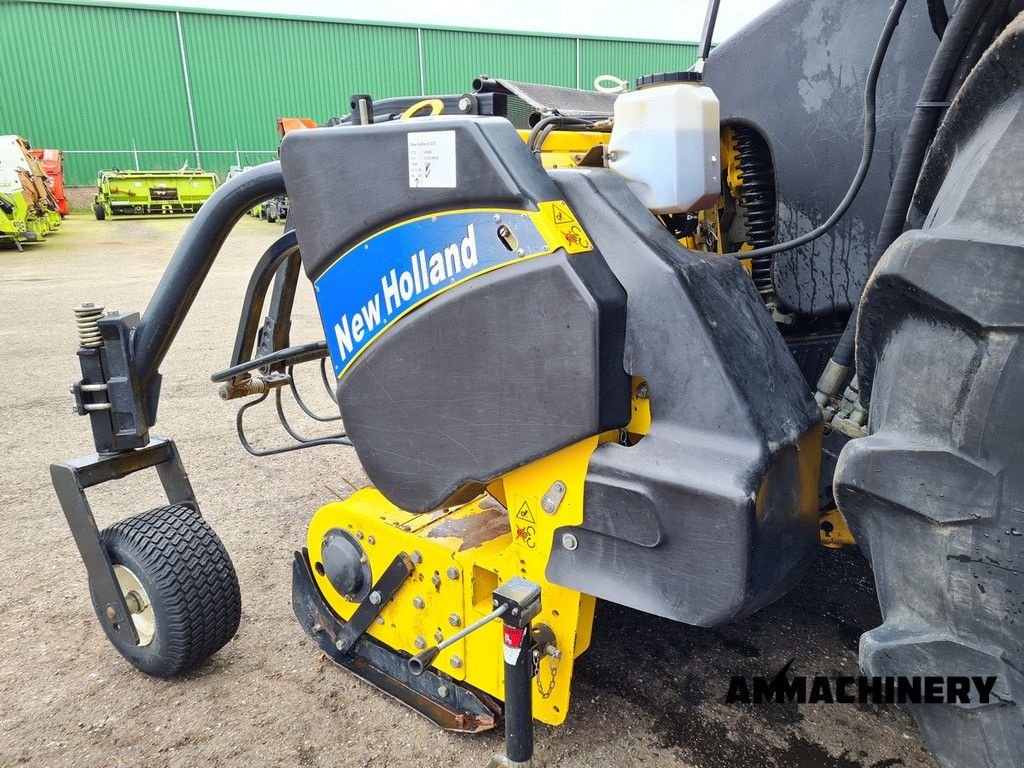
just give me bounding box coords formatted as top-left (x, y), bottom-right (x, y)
top-left (705, 0), bottom-right (938, 316)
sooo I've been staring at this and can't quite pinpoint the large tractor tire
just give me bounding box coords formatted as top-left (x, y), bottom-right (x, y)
top-left (90, 504), bottom-right (241, 677)
top-left (836, 18), bottom-right (1024, 768)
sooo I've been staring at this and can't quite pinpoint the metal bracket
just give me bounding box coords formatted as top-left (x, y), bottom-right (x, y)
top-left (292, 550), bottom-right (500, 732)
top-left (333, 552), bottom-right (415, 655)
top-left (71, 311), bottom-right (159, 455)
top-left (50, 436), bottom-right (197, 648)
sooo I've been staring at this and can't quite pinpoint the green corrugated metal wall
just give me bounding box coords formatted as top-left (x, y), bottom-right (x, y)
top-left (0, 1), bottom-right (699, 186)
top-left (422, 29), bottom-right (578, 92)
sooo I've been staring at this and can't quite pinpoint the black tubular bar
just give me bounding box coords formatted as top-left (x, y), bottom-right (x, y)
top-left (265, 249), bottom-right (303, 356)
top-left (133, 161), bottom-right (286, 390)
top-left (698, 0), bottom-right (721, 63)
top-left (227, 229), bottom-right (300, 374)
top-left (210, 340), bottom-right (328, 383)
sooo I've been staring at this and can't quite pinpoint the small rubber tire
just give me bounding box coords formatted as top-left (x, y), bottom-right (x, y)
top-left (90, 505), bottom-right (241, 677)
top-left (93, 203), bottom-right (105, 221)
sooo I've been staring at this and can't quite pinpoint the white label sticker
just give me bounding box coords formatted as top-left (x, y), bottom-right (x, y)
top-left (408, 131), bottom-right (456, 188)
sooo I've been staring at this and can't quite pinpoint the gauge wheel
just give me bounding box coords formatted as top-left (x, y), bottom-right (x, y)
top-left (90, 504), bottom-right (241, 677)
top-left (92, 203), bottom-right (105, 220)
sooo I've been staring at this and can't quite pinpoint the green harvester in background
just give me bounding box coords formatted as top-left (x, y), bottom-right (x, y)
top-left (0, 135), bottom-right (62, 246)
top-left (93, 168), bottom-right (219, 219)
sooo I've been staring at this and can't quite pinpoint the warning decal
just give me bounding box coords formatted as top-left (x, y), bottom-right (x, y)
top-left (536, 200), bottom-right (592, 254)
top-left (550, 201), bottom-right (576, 225)
top-left (516, 501), bottom-right (536, 524)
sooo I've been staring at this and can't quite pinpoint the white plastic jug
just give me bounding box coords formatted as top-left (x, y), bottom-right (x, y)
top-left (608, 72), bottom-right (721, 215)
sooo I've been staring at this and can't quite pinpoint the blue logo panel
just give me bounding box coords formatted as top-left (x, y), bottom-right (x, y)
top-left (314, 210), bottom-right (549, 377)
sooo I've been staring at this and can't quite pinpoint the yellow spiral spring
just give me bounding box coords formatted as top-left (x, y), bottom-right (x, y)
top-left (73, 303), bottom-right (105, 348)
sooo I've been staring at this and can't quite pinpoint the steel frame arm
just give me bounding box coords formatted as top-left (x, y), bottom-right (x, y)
top-left (133, 161), bottom-right (286, 391)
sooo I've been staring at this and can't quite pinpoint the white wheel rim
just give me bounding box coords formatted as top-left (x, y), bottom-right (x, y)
top-left (113, 564), bottom-right (156, 646)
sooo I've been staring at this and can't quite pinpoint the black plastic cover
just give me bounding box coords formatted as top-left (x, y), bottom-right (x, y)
top-left (281, 117), bottom-right (562, 281)
top-left (279, 117), bottom-right (630, 512)
top-left (548, 168), bottom-right (822, 626)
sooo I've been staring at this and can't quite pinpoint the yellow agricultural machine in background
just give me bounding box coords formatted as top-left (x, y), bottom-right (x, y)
top-left (50, 1), bottom-right (1024, 766)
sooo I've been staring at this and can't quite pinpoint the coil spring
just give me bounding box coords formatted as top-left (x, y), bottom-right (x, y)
top-left (73, 303), bottom-right (104, 348)
top-left (733, 127), bottom-right (777, 295)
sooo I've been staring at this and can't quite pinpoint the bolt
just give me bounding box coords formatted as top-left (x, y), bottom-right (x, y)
top-left (515, 248), bottom-right (526, 257)
top-left (450, 655), bottom-right (463, 669)
top-left (369, 591), bottom-right (382, 605)
top-left (413, 596), bottom-right (425, 609)
top-left (493, 599), bottom-right (499, 608)
top-left (493, 214), bottom-right (502, 223)
top-left (311, 623), bottom-right (322, 635)
top-left (367, 535), bottom-right (375, 545)
top-left (434, 630), bottom-right (444, 643)
top-left (431, 572), bottom-right (441, 589)
top-left (448, 614), bottom-right (462, 627)
top-left (355, 530), bottom-right (363, 540)
top-left (608, 150), bottom-right (619, 162)
top-left (512, 607), bottom-right (519, 616)
top-left (415, 636), bottom-right (426, 650)
top-left (635, 382), bottom-right (649, 399)
top-left (124, 592), bottom-right (145, 614)
top-left (447, 566), bottom-right (459, 580)
top-left (105, 606), bottom-right (116, 622)
top-left (411, 550), bottom-right (423, 564)
top-left (458, 96), bottom-right (473, 113)
top-left (562, 533), bottom-right (579, 551)
top-left (375, 616), bottom-right (385, 625)
top-left (335, 640), bottom-right (345, 651)
top-left (438, 685), bottom-right (449, 698)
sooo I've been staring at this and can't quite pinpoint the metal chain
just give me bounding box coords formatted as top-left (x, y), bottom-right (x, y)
top-left (535, 649), bottom-right (560, 699)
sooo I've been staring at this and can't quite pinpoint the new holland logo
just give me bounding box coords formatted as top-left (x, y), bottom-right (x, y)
top-left (314, 209), bottom-right (551, 378)
top-left (726, 659), bottom-right (999, 705)
top-left (333, 224), bottom-right (479, 362)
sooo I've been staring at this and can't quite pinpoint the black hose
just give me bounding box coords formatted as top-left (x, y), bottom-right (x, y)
top-left (832, 0), bottom-right (999, 370)
top-left (928, 0), bottom-right (950, 38)
top-left (133, 161), bottom-right (286, 388)
top-left (528, 115), bottom-right (593, 153)
top-left (735, 0), bottom-right (909, 263)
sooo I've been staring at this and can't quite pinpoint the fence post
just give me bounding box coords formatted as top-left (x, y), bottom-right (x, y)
top-left (175, 11), bottom-right (202, 169)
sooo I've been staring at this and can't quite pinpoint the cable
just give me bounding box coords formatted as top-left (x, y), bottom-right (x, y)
top-left (735, 0), bottom-right (909, 263)
top-left (831, 0), bottom-right (1000, 372)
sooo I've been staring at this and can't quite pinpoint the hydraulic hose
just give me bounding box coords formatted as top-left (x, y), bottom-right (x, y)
top-left (133, 161), bottom-right (286, 389)
top-left (829, 0), bottom-right (1001, 374)
top-left (736, 0), bottom-right (909, 264)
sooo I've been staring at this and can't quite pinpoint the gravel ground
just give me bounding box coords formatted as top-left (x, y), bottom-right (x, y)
top-left (0, 216), bottom-right (937, 768)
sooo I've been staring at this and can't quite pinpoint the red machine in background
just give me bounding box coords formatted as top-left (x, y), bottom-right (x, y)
top-left (29, 149), bottom-right (68, 216)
